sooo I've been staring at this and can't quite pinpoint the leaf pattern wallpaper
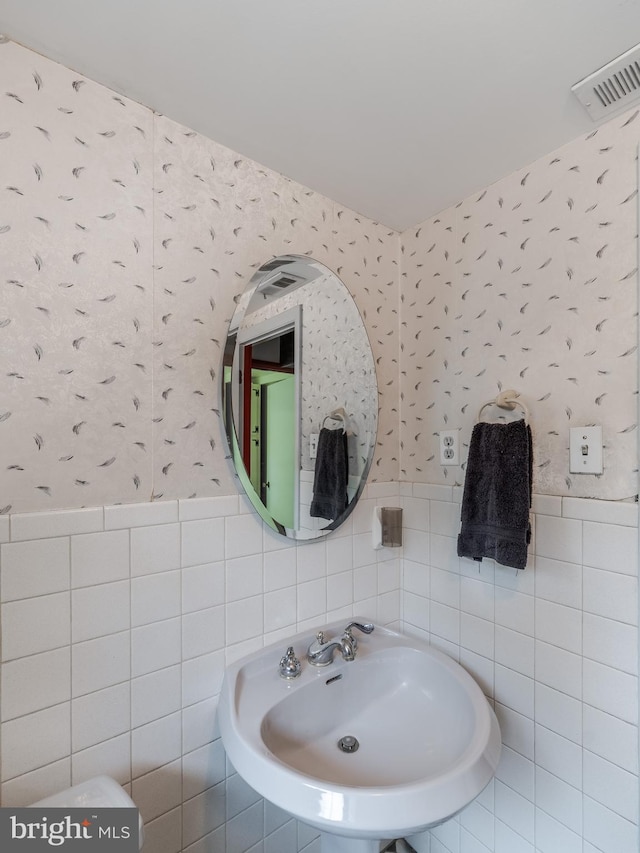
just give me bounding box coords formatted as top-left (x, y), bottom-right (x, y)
top-left (400, 113), bottom-right (639, 500)
top-left (2, 37), bottom-right (639, 514)
top-left (0, 40), bottom-right (399, 514)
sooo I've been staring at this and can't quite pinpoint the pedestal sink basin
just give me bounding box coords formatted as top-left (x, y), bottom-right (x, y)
top-left (218, 621), bottom-right (501, 853)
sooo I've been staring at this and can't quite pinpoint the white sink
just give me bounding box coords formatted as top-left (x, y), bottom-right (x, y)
top-left (219, 621), bottom-right (501, 852)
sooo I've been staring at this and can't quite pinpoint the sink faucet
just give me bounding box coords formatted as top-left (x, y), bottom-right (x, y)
top-left (306, 621), bottom-right (374, 666)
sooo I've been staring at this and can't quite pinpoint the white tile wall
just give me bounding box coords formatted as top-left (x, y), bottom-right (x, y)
top-left (0, 485), bottom-right (401, 853)
top-left (0, 485), bottom-right (637, 852)
top-left (402, 485), bottom-right (639, 853)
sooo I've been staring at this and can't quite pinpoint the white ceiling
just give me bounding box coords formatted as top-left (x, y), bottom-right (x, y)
top-left (1, 1), bottom-right (639, 231)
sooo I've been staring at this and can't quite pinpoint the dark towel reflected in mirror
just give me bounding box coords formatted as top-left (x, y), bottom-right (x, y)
top-left (310, 426), bottom-right (349, 521)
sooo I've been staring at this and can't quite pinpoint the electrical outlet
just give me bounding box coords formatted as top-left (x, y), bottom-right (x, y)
top-left (439, 429), bottom-right (460, 466)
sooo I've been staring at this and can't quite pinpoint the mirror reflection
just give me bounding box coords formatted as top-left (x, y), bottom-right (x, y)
top-left (222, 255), bottom-right (378, 540)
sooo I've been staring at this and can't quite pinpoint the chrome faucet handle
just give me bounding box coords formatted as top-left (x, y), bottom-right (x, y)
top-left (344, 621), bottom-right (374, 635)
top-left (279, 646), bottom-right (301, 679)
top-left (343, 621), bottom-right (374, 652)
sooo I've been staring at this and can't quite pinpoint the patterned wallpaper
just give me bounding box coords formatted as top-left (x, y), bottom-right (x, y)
top-left (0, 40), bottom-right (399, 514)
top-left (400, 110), bottom-right (639, 500)
top-left (3, 37), bottom-right (638, 512)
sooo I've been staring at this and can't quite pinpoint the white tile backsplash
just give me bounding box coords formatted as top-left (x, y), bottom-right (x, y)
top-left (71, 631), bottom-right (130, 697)
top-left (131, 666), bottom-right (182, 729)
top-left (582, 796), bottom-right (638, 853)
top-left (71, 529), bottom-right (130, 588)
top-left (182, 561), bottom-right (225, 613)
top-left (71, 581), bottom-right (130, 643)
top-left (495, 665), bottom-right (534, 719)
top-left (494, 588), bottom-right (534, 637)
top-left (583, 658), bottom-right (638, 724)
top-left (263, 548), bottom-right (297, 592)
top-left (225, 595), bottom-right (264, 645)
top-left (71, 682), bottom-right (131, 752)
top-left (182, 606), bottom-right (225, 660)
top-left (182, 650), bottom-right (226, 709)
top-left (1, 703), bottom-right (71, 781)
top-left (563, 497), bottom-right (638, 527)
top-left (1, 537), bottom-right (70, 600)
top-left (535, 515), bottom-right (583, 564)
top-left (1, 648), bottom-right (71, 721)
top-left (295, 578), bottom-right (326, 623)
top-left (534, 723), bottom-right (582, 788)
top-left (132, 711), bottom-right (183, 776)
top-left (104, 501), bottom-right (179, 530)
top-left (264, 587), bottom-right (297, 634)
top-left (131, 570), bottom-right (181, 627)
top-left (583, 750), bottom-right (638, 824)
top-left (225, 554), bottom-right (263, 602)
top-left (179, 495), bottom-right (239, 521)
top-left (534, 766), bottom-right (582, 835)
top-left (534, 598), bottom-right (582, 654)
top-left (494, 626), bottom-right (534, 678)
top-left (0, 486), bottom-right (636, 853)
top-left (1, 593), bottom-right (70, 660)
top-left (182, 696), bottom-right (219, 756)
top-left (131, 618), bottom-right (182, 678)
top-left (583, 704), bottom-right (638, 774)
top-left (461, 613), bottom-right (495, 660)
top-left (495, 702), bottom-right (535, 761)
top-left (534, 640), bottom-right (582, 699)
top-left (131, 523), bottom-right (181, 576)
top-left (535, 684), bottom-right (583, 745)
top-left (10, 508), bottom-right (103, 542)
top-left (181, 782), bottom-right (226, 848)
top-left (182, 518), bottom-right (226, 568)
top-left (130, 759), bottom-right (183, 823)
top-left (533, 555), bottom-right (582, 609)
top-left (225, 514), bottom-right (263, 559)
top-left (583, 612), bottom-right (638, 675)
top-left (583, 520), bottom-right (639, 575)
top-left (494, 780), bottom-right (535, 843)
top-left (583, 566), bottom-right (638, 625)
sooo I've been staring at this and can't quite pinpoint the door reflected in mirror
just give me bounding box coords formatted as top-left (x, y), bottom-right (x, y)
top-left (222, 255), bottom-right (378, 540)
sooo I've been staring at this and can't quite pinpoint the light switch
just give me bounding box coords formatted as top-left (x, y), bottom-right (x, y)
top-left (310, 433), bottom-right (319, 459)
top-left (569, 426), bottom-right (603, 474)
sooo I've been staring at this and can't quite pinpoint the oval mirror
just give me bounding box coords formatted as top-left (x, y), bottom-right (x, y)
top-left (222, 255), bottom-right (378, 540)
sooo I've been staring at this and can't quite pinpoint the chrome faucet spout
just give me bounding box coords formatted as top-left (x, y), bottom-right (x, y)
top-left (306, 630), bottom-right (356, 666)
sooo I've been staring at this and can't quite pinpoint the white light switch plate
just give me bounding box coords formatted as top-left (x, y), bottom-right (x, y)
top-left (569, 426), bottom-right (603, 474)
top-left (310, 433), bottom-right (319, 459)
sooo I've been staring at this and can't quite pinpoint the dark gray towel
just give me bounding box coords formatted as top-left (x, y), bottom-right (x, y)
top-left (310, 427), bottom-right (348, 520)
top-left (457, 419), bottom-right (533, 570)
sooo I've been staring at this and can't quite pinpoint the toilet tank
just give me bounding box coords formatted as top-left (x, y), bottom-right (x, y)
top-left (31, 775), bottom-right (144, 850)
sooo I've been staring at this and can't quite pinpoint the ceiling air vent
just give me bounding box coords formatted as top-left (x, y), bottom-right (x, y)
top-left (256, 272), bottom-right (302, 296)
top-left (572, 43), bottom-right (640, 121)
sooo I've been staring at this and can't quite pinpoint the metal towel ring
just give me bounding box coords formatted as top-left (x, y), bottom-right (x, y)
top-left (477, 390), bottom-right (529, 424)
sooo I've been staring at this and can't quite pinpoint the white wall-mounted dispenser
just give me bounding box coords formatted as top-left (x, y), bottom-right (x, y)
top-left (372, 506), bottom-right (403, 550)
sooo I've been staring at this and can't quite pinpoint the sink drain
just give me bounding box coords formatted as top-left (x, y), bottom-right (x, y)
top-left (337, 735), bottom-right (359, 753)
